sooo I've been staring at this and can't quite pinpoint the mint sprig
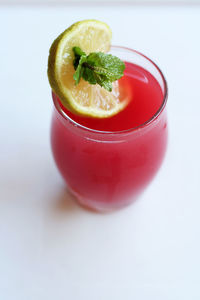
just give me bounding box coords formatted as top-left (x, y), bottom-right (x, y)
top-left (72, 46), bottom-right (125, 92)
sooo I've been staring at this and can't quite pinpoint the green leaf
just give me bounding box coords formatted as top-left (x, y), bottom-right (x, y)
top-left (87, 52), bottom-right (125, 81)
top-left (73, 55), bottom-right (87, 85)
top-left (72, 46), bottom-right (125, 91)
top-left (96, 75), bottom-right (112, 92)
top-left (72, 46), bottom-right (86, 70)
top-left (101, 80), bottom-right (113, 92)
top-left (82, 68), bottom-right (97, 85)
top-left (73, 46), bottom-right (86, 57)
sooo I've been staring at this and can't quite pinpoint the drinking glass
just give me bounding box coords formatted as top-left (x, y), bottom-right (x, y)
top-left (50, 46), bottom-right (168, 212)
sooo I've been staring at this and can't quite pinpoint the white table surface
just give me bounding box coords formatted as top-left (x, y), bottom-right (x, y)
top-left (1, 4), bottom-right (200, 300)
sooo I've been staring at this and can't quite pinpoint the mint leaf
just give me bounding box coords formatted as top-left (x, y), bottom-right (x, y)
top-left (72, 46), bottom-right (125, 91)
top-left (93, 73), bottom-right (112, 92)
top-left (82, 68), bottom-right (97, 85)
top-left (73, 46), bottom-right (86, 58)
top-left (98, 78), bottom-right (113, 92)
top-left (73, 47), bottom-right (86, 69)
top-left (73, 55), bottom-right (87, 85)
top-left (87, 52), bottom-right (125, 81)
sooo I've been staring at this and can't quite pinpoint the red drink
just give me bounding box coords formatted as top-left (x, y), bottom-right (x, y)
top-left (51, 47), bottom-right (168, 211)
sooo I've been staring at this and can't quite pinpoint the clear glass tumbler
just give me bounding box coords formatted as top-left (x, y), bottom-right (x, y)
top-left (50, 46), bottom-right (168, 212)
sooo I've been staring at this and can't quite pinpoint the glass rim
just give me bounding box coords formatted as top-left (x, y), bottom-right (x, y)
top-left (52, 45), bottom-right (168, 135)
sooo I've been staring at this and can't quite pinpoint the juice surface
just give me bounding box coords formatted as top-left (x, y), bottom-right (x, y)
top-left (59, 62), bottom-right (163, 131)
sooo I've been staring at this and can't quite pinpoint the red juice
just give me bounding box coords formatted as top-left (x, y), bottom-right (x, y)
top-left (51, 53), bottom-right (168, 211)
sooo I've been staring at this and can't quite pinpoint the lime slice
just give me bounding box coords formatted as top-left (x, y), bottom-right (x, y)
top-left (48, 20), bottom-right (128, 118)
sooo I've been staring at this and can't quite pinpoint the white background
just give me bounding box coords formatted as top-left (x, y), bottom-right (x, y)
top-left (1, 3), bottom-right (200, 300)
top-left (2, 0), bottom-right (200, 4)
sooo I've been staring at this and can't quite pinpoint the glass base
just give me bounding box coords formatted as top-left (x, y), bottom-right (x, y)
top-left (67, 186), bottom-right (137, 213)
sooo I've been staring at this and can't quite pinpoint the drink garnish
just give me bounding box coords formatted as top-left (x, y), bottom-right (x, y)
top-left (72, 46), bottom-right (125, 92)
top-left (48, 20), bottom-right (129, 118)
